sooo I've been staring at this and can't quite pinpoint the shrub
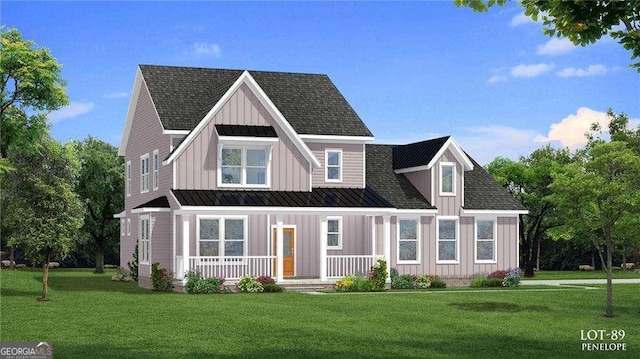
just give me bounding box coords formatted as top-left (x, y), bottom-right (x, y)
top-left (391, 274), bottom-right (416, 289)
top-left (127, 240), bottom-right (139, 281)
top-left (482, 278), bottom-right (505, 287)
top-left (184, 271), bottom-right (230, 294)
top-left (430, 278), bottom-right (447, 288)
top-left (151, 262), bottom-right (174, 292)
top-left (355, 276), bottom-right (372, 292)
top-left (502, 267), bottom-right (522, 287)
top-left (335, 276), bottom-right (357, 291)
top-left (415, 274), bottom-right (432, 289)
top-left (389, 267), bottom-right (399, 279)
top-left (237, 275), bottom-right (264, 293)
top-left (368, 259), bottom-right (388, 291)
top-left (262, 284), bottom-right (283, 293)
top-left (471, 275), bottom-right (487, 287)
top-left (256, 275), bottom-right (276, 285)
top-left (488, 270), bottom-right (507, 279)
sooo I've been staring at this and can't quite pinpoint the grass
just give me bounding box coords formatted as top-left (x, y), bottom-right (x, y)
top-left (1, 269), bottom-right (639, 358)
top-left (528, 270), bottom-right (640, 280)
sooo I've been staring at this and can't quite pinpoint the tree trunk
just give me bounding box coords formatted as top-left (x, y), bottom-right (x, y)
top-left (95, 237), bottom-right (105, 274)
top-left (40, 255), bottom-right (50, 301)
top-left (621, 250), bottom-right (626, 272)
top-left (536, 236), bottom-right (541, 272)
top-left (605, 237), bottom-right (614, 318)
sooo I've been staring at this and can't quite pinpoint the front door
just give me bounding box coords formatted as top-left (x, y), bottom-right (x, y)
top-left (272, 228), bottom-right (295, 277)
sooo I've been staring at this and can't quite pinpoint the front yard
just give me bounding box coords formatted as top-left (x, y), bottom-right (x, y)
top-left (1, 269), bottom-right (638, 358)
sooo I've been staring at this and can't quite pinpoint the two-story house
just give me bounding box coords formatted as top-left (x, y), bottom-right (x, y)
top-left (117, 65), bottom-right (526, 288)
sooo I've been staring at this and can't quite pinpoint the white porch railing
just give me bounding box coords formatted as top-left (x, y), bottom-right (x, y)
top-left (326, 255), bottom-right (384, 278)
top-left (187, 256), bottom-right (276, 280)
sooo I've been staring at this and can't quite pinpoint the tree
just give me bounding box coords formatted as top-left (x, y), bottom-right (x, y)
top-left (455, 0), bottom-right (640, 71)
top-left (549, 141), bottom-right (640, 317)
top-left (486, 146), bottom-right (572, 277)
top-left (75, 137), bottom-right (124, 273)
top-left (5, 136), bottom-right (84, 300)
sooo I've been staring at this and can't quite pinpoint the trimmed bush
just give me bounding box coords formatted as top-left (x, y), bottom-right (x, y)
top-left (262, 284), bottom-right (283, 293)
top-left (256, 276), bottom-right (276, 285)
top-left (151, 262), bottom-right (174, 292)
top-left (237, 275), bottom-right (264, 293)
top-left (430, 278), bottom-right (447, 288)
top-left (391, 274), bottom-right (415, 289)
top-left (488, 270), bottom-right (507, 279)
top-left (185, 271), bottom-right (230, 294)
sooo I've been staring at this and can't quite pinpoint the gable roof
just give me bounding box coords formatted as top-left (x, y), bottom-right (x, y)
top-left (463, 156), bottom-right (527, 211)
top-left (138, 64), bottom-right (373, 137)
top-left (392, 136), bottom-right (450, 170)
top-left (365, 144), bottom-right (435, 210)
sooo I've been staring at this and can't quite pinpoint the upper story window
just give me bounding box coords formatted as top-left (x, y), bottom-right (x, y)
top-left (152, 150), bottom-right (159, 190)
top-left (140, 154), bottom-right (149, 193)
top-left (219, 146), bottom-right (270, 187)
top-left (440, 162), bottom-right (456, 196)
top-left (327, 217), bottom-right (342, 249)
top-left (475, 218), bottom-right (496, 263)
top-left (325, 149), bottom-right (342, 182)
top-left (126, 161), bottom-right (131, 196)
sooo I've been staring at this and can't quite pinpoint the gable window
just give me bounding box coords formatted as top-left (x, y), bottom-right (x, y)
top-left (437, 217), bottom-right (458, 263)
top-left (126, 161), bottom-right (131, 196)
top-left (140, 154), bottom-right (149, 193)
top-left (475, 219), bottom-right (496, 263)
top-left (398, 219), bottom-right (419, 263)
top-left (219, 147), bottom-right (269, 187)
top-left (440, 162), bottom-right (455, 196)
top-left (325, 150), bottom-right (342, 182)
top-left (152, 150), bottom-right (159, 190)
top-left (327, 217), bottom-right (342, 249)
top-left (139, 215), bottom-right (150, 264)
top-left (198, 216), bottom-right (247, 257)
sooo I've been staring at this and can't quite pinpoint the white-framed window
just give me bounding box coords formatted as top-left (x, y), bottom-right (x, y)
top-left (437, 217), bottom-right (459, 263)
top-left (325, 149), bottom-right (342, 182)
top-left (152, 150), bottom-right (159, 190)
top-left (219, 146), bottom-right (269, 187)
top-left (197, 216), bottom-right (247, 257)
top-left (440, 162), bottom-right (456, 196)
top-left (398, 219), bottom-right (420, 263)
top-left (139, 215), bottom-right (150, 264)
top-left (121, 219), bottom-right (125, 235)
top-left (475, 218), bottom-right (497, 263)
top-left (127, 218), bottom-right (131, 235)
top-left (327, 217), bottom-right (342, 249)
top-left (126, 160), bottom-right (131, 196)
top-left (140, 154), bottom-right (149, 193)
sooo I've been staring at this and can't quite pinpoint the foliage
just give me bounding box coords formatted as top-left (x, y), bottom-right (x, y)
top-left (184, 271), bottom-right (230, 294)
top-left (236, 275), bottom-right (264, 293)
top-left (75, 137), bottom-right (124, 273)
top-left (430, 278), bottom-right (447, 288)
top-left (488, 270), bottom-right (507, 279)
top-left (389, 267), bottom-right (399, 278)
top-left (262, 284), bottom-right (283, 293)
top-left (256, 275), bottom-right (276, 285)
top-left (116, 266), bottom-right (130, 278)
top-left (472, 275), bottom-right (503, 287)
top-left (151, 262), bottom-right (174, 292)
top-left (391, 274), bottom-right (415, 289)
top-left (127, 240), bottom-right (139, 281)
top-left (5, 137), bottom-right (83, 300)
top-left (502, 267), bottom-right (522, 287)
top-left (455, 0), bottom-right (640, 71)
top-left (390, 274), bottom-right (436, 289)
top-left (368, 259), bottom-right (388, 291)
top-left (334, 275), bottom-right (357, 291)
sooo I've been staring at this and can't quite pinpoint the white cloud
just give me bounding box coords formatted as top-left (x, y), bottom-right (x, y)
top-left (536, 38), bottom-right (576, 56)
top-left (47, 102), bottom-right (94, 124)
top-left (487, 75), bottom-right (508, 84)
top-left (103, 92), bottom-right (129, 99)
top-left (510, 13), bottom-right (534, 27)
top-left (556, 64), bottom-right (607, 78)
top-left (511, 63), bottom-right (554, 77)
top-left (534, 107), bottom-right (618, 149)
top-left (191, 42), bottom-right (222, 57)
top-left (456, 125), bottom-right (541, 165)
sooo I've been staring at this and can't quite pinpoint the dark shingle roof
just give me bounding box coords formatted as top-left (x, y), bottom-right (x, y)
top-left (139, 65), bottom-right (372, 137)
top-left (133, 196), bottom-right (170, 209)
top-left (365, 145), bottom-right (435, 210)
top-left (463, 156), bottom-right (527, 211)
top-left (392, 136), bottom-right (450, 170)
top-left (172, 188), bottom-right (394, 208)
top-left (215, 125), bottom-right (277, 137)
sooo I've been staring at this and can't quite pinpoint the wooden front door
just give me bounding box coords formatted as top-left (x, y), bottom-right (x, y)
top-left (273, 228), bottom-right (295, 277)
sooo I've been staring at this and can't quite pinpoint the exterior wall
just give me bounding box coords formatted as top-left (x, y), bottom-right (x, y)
top-left (150, 212), bottom-right (172, 273)
top-left (403, 169), bottom-right (432, 204)
top-left (432, 149), bottom-right (464, 216)
top-left (174, 84), bottom-right (310, 191)
top-left (308, 143), bottom-right (364, 188)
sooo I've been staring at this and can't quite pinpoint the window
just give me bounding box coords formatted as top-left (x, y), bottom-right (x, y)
top-left (152, 150), bottom-right (159, 190)
top-left (475, 219), bottom-right (496, 263)
top-left (327, 217), bottom-right (342, 249)
top-left (440, 163), bottom-right (455, 195)
top-left (220, 147), bottom-right (268, 186)
top-left (398, 219), bottom-right (419, 262)
top-left (139, 216), bottom-right (150, 264)
top-left (198, 217), bottom-right (246, 257)
top-left (325, 150), bottom-right (342, 182)
top-left (127, 219), bottom-right (131, 235)
top-left (121, 219), bottom-right (125, 235)
top-left (126, 161), bottom-right (131, 196)
top-left (437, 218), bottom-right (458, 263)
top-left (140, 154), bottom-right (149, 193)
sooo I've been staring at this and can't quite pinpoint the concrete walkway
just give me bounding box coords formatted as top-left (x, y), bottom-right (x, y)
top-left (521, 278), bottom-right (640, 286)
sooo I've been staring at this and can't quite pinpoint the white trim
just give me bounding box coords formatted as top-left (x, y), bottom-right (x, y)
top-left (325, 149), bottom-right (343, 183)
top-left (196, 215), bottom-right (248, 258)
top-left (426, 137), bottom-right (474, 170)
top-left (361, 143), bottom-right (366, 188)
top-left (308, 161), bottom-right (313, 191)
top-left (320, 216), bottom-right (328, 281)
top-left (326, 216), bottom-right (342, 250)
top-left (114, 210), bottom-right (126, 218)
top-left (139, 215), bottom-right (150, 265)
top-left (461, 209), bottom-right (528, 215)
top-left (300, 134), bottom-right (375, 143)
top-left (127, 218), bottom-right (131, 235)
top-left (172, 213), bottom-right (176, 275)
top-left (217, 145), bottom-right (271, 188)
top-left (118, 69), bottom-right (143, 156)
top-left (218, 136), bottom-right (279, 144)
top-left (163, 130), bottom-right (189, 135)
top-left (394, 165), bottom-right (430, 174)
top-left (430, 168), bottom-right (435, 202)
top-left (152, 149), bottom-right (159, 191)
top-left (126, 161), bottom-right (131, 197)
top-left (397, 217), bottom-right (420, 264)
top-left (131, 207), bottom-right (171, 214)
top-left (436, 216), bottom-right (459, 264)
top-left (516, 215), bottom-right (520, 268)
top-left (140, 153), bottom-right (149, 194)
top-left (439, 162), bottom-right (456, 196)
top-left (461, 169), bottom-right (465, 207)
top-left (474, 217), bottom-right (498, 264)
top-left (382, 215), bottom-right (391, 282)
top-left (276, 215), bottom-right (284, 282)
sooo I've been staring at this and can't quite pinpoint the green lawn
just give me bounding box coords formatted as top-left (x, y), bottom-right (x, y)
top-left (1, 269), bottom-right (639, 358)
top-left (528, 270), bottom-right (640, 280)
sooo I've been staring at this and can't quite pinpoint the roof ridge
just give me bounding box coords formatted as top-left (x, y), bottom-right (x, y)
top-left (139, 64), bottom-right (328, 77)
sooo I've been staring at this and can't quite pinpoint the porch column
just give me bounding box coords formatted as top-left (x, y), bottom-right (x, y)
top-left (319, 215), bottom-right (328, 282)
top-left (383, 215), bottom-right (391, 282)
top-left (276, 215), bottom-right (284, 282)
top-left (370, 216), bottom-right (376, 257)
top-left (182, 217), bottom-right (190, 278)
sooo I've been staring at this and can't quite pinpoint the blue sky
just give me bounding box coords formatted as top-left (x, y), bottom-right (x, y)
top-left (3, 1), bottom-right (639, 164)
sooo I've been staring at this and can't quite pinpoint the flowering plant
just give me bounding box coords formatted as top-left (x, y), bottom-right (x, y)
top-left (502, 267), bottom-right (522, 287)
top-left (237, 275), bottom-right (264, 293)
